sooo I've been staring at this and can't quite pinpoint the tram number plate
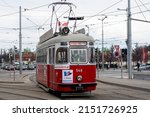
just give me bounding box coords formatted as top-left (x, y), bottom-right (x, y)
top-left (76, 86), bottom-right (83, 91)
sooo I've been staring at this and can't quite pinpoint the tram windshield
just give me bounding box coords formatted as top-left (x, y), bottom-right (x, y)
top-left (70, 49), bottom-right (87, 63)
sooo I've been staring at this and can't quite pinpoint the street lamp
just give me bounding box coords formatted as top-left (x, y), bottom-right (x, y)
top-left (99, 16), bottom-right (107, 71)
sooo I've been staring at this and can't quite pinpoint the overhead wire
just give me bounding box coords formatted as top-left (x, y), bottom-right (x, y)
top-left (0, 11), bottom-right (18, 18)
top-left (138, 0), bottom-right (150, 14)
top-left (24, 17), bottom-right (39, 27)
top-left (0, 2), bottom-right (50, 18)
top-left (134, 0), bottom-right (147, 21)
top-left (0, 4), bottom-right (15, 8)
top-left (0, 0), bottom-right (17, 8)
top-left (0, 1), bottom-right (127, 49)
top-left (131, 2), bottom-right (150, 9)
top-left (77, 2), bottom-right (150, 19)
top-left (0, 1), bottom-right (149, 18)
top-left (0, 1), bottom-right (150, 34)
top-left (77, 0), bottom-right (123, 26)
top-left (132, 10), bottom-right (150, 15)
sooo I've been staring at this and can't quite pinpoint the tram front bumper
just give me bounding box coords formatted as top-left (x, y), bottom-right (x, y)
top-left (58, 82), bottom-right (97, 92)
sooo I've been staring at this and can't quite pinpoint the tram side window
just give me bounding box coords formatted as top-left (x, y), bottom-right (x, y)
top-left (37, 49), bottom-right (47, 63)
top-left (89, 48), bottom-right (95, 63)
top-left (42, 48), bottom-right (47, 63)
top-left (49, 48), bottom-right (52, 64)
top-left (52, 48), bottom-right (55, 64)
top-left (56, 48), bottom-right (68, 64)
top-left (37, 50), bottom-right (41, 63)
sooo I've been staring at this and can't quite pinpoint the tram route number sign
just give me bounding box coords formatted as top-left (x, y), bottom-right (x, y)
top-left (62, 70), bottom-right (73, 83)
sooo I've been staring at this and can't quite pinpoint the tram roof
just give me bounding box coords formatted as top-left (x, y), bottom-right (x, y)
top-left (37, 33), bottom-right (94, 49)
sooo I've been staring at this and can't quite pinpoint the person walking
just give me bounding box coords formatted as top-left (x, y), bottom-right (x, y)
top-left (137, 62), bottom-right (140, 72)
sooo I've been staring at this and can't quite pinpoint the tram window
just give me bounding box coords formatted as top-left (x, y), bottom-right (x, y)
top-left (44, 55), bottom-right (47, 63)
top-left (36, 48), bottom-right (47, 63)
top-left (70, 49), bottom-right (87, 63)
top-left (43, 48), bottom-right (47, 63)
top-left (89, 48), bottom-right (96, 63)
top-left (56, 48), bottom-right (68, 64)
top-left (52, 48), bottom-right (55, 64)
top-left (36, 50), bottom-right (40, 63)
top-left (49, 48), bottom-right (52, 64)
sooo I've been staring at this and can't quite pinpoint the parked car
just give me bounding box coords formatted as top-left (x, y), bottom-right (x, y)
top-left (139, 65), bottom-right (147, 70)
top-left (8, 65), bottom-right (15, 71)
top-left (146, 64), bottom-right (150, 70)
top-left (134, 64), bottom-right (150, 71)
top-left (16, 64), bottom-right (27, 70)
top-left (23, 65), bottom-right (28, 70)
top-left (2, 64), bottom-right (9, 70)
top-left (27, 64), bottom-right (35, 70)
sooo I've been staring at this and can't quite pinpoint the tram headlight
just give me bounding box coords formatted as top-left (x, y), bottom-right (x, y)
top-left (76, 75), bottom-right (83, 82)
top-left (62, 27), bottom-right (70, 35)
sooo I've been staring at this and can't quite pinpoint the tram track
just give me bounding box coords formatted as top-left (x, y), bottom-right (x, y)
top-left (0, 85), bottom-right (53, 100)
top-left (0, 74), bottom-right (59, 100)
top-left (1, 73), bottom-right (150, 99)
top-left (0, 74), bottom-right (42, 93)
top-left (0, 84), bottom-right (44, 93)
top-left (113, 92), bottom-right (143, 99)
top-left (0, 90), bottom-right (47, 100)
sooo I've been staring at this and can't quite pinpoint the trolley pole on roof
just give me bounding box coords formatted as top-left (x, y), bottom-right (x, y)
top-left (19, 6), bottom-right (22, 74)
top-left (127, 0), bottom-right (132, 79)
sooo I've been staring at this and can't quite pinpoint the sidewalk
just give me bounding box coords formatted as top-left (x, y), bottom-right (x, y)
top-left (96, 69), bottom-right (150, 92)
top-left (0, 70), bottom-right (30, 83)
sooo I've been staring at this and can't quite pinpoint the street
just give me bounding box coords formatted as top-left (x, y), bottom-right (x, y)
top-left (63, 81), bottom-right (150, 100)
top-left (0, 69), bottom-right (150, 100)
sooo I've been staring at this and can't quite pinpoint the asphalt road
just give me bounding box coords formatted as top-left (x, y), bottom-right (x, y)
top-left (0, 69), bottom-right (150, 100)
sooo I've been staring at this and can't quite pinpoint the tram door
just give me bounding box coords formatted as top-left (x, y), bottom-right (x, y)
top-left (47, 47), bottom-right (55, 89)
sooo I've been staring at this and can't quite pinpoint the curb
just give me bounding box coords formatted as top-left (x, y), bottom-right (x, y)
top-left (133, 73), bottom-right (150, 80)
top-left (0, 81), bottom-right (24, 84)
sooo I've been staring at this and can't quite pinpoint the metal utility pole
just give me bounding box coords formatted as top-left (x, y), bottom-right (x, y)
top-left (19, 6), bottom-right (22, 74)
top-left (120, 49), bottom-right (123, 79)
top-left (127, 0), bottom-right (132, 79)
top-left (13, 46), bottom-right (16, 81)
top-left (99, 16), bottom-right (107, 71)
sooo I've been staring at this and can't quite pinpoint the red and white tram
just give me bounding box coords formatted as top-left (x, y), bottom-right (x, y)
top-left (36, 1), bottom-right (97, 94)
top-left (36, 29), bottom-right (97, 93)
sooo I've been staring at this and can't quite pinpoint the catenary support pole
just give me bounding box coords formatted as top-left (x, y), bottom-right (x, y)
top-left (100, 16), bottom-right (107, 71)
top-left (127, 0), bottom-right (132, 79)
top-left (19, 6), bottom-right (22, 74)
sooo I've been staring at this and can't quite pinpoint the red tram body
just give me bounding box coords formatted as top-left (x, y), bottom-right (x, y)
top-left (36, 31), bottom-right (97, 93)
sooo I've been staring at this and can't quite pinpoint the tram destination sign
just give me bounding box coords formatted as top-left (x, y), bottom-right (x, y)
top-left (70, 41), bottom-right (87, 45)
top-left (68, 17), bottom-right (84, 20)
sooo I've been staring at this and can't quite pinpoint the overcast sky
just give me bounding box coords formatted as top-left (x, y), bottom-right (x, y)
top-left (0, 0), bottom-right (150, 51)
